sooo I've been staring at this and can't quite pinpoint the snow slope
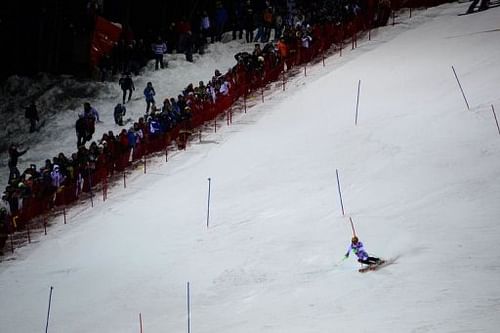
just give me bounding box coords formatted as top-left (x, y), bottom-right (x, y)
top-left (1, 2), bottom-right (500, 332)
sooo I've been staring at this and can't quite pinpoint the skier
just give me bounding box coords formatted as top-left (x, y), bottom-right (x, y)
top-left (344, 236), bottom-right (382, 266)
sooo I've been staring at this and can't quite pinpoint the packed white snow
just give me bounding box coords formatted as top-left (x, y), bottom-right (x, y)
top-left (1, 2), bottom-right (500, 332)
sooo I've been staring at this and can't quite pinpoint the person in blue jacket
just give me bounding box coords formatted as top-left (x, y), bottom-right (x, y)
top-left (345, 236), bottom-right (382, 265)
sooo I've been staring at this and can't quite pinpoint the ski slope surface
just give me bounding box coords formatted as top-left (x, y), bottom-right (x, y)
top-left (1, 3), bottom-right (500, 332)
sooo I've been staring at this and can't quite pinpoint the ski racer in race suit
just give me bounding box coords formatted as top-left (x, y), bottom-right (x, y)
top-left (345, 236), bottom-right (382, 265)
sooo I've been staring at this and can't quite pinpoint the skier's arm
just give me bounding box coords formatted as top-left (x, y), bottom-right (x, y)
top-left (344, 244), bottom-right (352, 258)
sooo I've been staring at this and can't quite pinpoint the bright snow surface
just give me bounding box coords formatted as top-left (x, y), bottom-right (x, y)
top-left (1, 2), bottom-right (500, 332)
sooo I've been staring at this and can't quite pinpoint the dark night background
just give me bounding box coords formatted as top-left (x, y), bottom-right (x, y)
top-left (0, 0), bottom-right (291, 81)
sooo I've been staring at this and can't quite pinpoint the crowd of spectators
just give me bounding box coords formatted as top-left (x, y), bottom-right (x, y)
top-left (2, 0), bottom-right (403, 255)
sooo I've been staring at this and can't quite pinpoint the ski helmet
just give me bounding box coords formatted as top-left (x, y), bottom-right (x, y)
top-left (351, 236), bottom-right (359, 243)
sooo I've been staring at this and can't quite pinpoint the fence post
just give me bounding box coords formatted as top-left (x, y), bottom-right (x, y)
top-left (10, 232), bottom-right (14, 254)
top-left (26, 220), bottom-right (31, 243)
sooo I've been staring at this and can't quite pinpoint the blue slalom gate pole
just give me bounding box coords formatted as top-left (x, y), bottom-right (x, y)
top-left (45, 286), bottom-right (54, 333)
top-left (206, 178), bottom-right (211, 228)
top-left (336, 169), bottom-right (345, 216)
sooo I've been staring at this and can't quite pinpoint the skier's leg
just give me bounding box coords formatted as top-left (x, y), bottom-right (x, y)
top-left (367, 256), bottom-right (381, 264)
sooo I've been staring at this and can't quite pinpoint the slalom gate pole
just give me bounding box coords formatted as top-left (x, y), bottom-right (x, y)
top-left (103, 178), bottom-right (107, 202)
top-left (392, 11), bottom-right (395, 26)
top-left (355, 79), bottom-right (361, 125)
top-left (322, 53), bottom-right (325, 66)
top-left (261, 87), bottom-right (264, 103)
top-left (143, 156), bottom-right (147, 174)
top-left (63, 207), bottom-right (66, 224)
top-left (206, 178), bottom-right (211, 228)
top-left (139, 313), bottom-right (143, 333)
top-left (349, 217), bottom-right (357, 237)
top-left (452, 66), bottom-right (470, 110)
top-left (199, 130), bottom-right (202, 143)
top-left (44, 215), bottom-right (47, 236)
top-left (304, 64), bottom-right (307, 77)
top-left (336, 169), bottom-right (345, 216)
top-left (227, 111), bottom-right (230, 126)
top-left (123, 172), bottom-right (126, 189)
top-left (214, 116), bottom-right (217, 133)
top-left (230, 110), bottom-right (233, 124)
top-left (10, 233), bottom-right (14, 254)
top-left (45, 286), bottom-right (54, 333)
top-left (368, 26), bottom-right (371, 41)
top-left (187, 282), bottom-right (191, 333)
top-left (166, 148), bottom-right (168, 162)
top-left (491, 105), bottom-right (500, 135)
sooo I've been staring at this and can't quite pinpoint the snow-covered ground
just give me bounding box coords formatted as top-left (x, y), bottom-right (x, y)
top-left (1, 2), bottom-right (500, 332)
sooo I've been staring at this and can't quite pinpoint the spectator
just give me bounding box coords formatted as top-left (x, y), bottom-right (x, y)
top-left (231, 0), bottom-right (244, 40)
top-left (214, 2), bottom-right (229, 42)
top-left (244, 1), bottom-right (255, 43)
top-left (82, 102), bottom-right (100, 142)
top-left (200, 11), bottom-right (212, 44)
top-left (118, 73), bottom-right (135, 104)
top-left (8, 144), bottom-right (28, 182)
top-left (151, 36), bottom-right (167, 70)
top-left (75, 115), bottom-right (87, 147)
top-left (24, 102), bottom-right (40, 133)
top-left (114, 103), bottom-right (127, 126)
top-left (185, 31), bottom-right (194, 62)
top-left (143, 82), bottom-right (156, 114)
